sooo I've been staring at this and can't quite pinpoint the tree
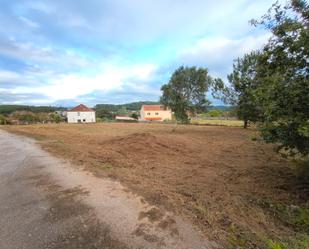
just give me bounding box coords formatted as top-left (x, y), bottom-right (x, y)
top-left (11, 111), bottom-right (40, 124)
top-left (160, 66), bottom-right (213, 123)
top-left (227, 52), bottom-right (261, 128)
top-left (50, 113), bottom-right (62, 123)
top-left (252, 0), bottom-right (309, 155)
top-left (130, 113), bottom-right (139, 120)
top-left (0, 114), bottom-right (7, 125)
top-left (96, 108), bottom-right (114, 120)
top-left (117, 106), bottom-right (128, 116)
top-left (206, 109), bottom-right (224, 117)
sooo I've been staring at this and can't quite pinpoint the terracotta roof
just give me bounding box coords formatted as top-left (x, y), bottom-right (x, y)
top-left (67, 104), bottom-right (94, 112)
top-left (142, 105), bottom-right (165, 111)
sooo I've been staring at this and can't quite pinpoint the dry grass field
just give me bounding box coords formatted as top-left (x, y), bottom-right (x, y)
top-left (191, 119), bottom-right (244, 127)
top-left (2, 123), bottom-right (308, 249)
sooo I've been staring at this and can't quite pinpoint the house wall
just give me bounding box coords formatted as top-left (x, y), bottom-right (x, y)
top-left (140, 110), bottom-right (172, 121)
top-left (67, 111), bottom-right (96, 123)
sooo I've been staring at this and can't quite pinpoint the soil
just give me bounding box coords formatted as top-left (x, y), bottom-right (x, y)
top-left (2, 123), bottom-right (307, 248)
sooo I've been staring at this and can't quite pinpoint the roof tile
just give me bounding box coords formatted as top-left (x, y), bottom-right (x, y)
top-left (67, 104), bottom-right (94, 112)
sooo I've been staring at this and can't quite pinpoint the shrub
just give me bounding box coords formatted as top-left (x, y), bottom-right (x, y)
top-left (0, 114), bottom-right (8, 125)
top-left (50, 113), bottom-right (61, 123)
top-left (11, 111), bottom-right (40, 124)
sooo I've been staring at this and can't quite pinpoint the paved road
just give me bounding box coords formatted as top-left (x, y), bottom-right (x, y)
top-left (0, 130), bottom-right (214, 249)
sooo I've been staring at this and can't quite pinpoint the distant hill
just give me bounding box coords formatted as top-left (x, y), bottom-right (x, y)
top-left (0, 105), bottom-right (66, 115)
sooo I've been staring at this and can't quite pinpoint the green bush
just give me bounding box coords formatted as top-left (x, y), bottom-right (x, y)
top-left (11, 111), bottom-right (40, 124)
top-left (0, 114), bottom-right (7, 125)
top-left (50, 113), bottom-right (61, 123)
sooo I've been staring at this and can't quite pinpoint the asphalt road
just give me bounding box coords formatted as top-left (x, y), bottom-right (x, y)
top-left (0, 130), bottom-right (214, 249)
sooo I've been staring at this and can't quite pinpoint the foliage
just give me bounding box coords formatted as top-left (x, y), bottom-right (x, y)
top-left (117, 106), bottom-right (128, 116)
top-left (285, 234), bottom-right (309, 249)
top-left (160, 66), bottom-right (214, 123)
top-left (130, 113), bottom-right (139, 120)
top-left (0, 114), bottom-right (8, 125)
top-left (251, 0), bottom-right (309, 155)
top-left (214, 0), bottom-right (309, 154)
top-left (267, 240), bottom-right (286, 249)
top-left (0, 105), bottom-right (65, 115)
top-left (95, 108), bottom-right (114, 120)
top-left (257, 199), bottom-right (309, 234)
top-left (50, 113), bottom-right (62, 123)
top-left (226, 51), bottom-right (262, 128)
top-left (11, 111), bottom-right (40, 124)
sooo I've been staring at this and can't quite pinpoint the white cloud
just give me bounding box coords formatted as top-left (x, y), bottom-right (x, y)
top-left (14, 63), bottom-right (158, 100)
top-left (178, 33), bottom-right (270, 77)
top-left (19, 16), bottom-right (39, 28)
top-left (0, 70), bottom-right (22, 81)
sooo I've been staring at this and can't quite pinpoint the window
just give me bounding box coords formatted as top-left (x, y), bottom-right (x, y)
top-left (155, 112), bottom-right (159, 115)
top-left (83, 119), bottom-right (86, 122)
top-left (147, 112), bottom-right (151, 115)
top-left (77, 112), bottom-right (80, 116)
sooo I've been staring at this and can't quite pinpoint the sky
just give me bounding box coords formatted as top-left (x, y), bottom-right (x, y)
top-left (0, 0), bottom-right (283, 107)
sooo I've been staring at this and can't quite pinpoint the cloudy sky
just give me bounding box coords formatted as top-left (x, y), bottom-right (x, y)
top-left (0, 0), bottom-right (282, 106)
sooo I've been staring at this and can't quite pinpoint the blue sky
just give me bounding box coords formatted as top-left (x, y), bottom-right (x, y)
top-left (0, 0), bottom-right (283, 106)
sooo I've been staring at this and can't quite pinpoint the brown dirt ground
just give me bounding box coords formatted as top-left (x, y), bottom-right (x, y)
top-left (2, 123), bottom-right (307, 249)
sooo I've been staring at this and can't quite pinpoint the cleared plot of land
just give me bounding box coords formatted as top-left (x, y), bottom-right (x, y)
top-left (2, 123), bottom-right (308, 249)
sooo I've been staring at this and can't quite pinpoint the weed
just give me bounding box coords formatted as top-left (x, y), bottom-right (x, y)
top-left (195, 202), bottom-right (208, 216)
top-left (54, 139), bottom-right (64, 144)
top-left (256, 199), bottom-right (309, 234)
top-left (286, 234), bottom-right (309, 249)
top-left (35, 135), bottom-right (48, 141)
top-left (227, 224), bottom-right (248, 248)
top-left (267, 240), bottom-right (286, 249)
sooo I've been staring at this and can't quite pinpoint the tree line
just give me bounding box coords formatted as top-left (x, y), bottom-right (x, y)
top-left (161, 0), bottom-right (309, 156)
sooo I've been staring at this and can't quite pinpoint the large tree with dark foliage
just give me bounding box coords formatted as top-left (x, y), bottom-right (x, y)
top-left (160, 66), bottom-right (213, 123)
top-left (252, 0), bottom-right (309, 155)
top-left (226, 51), bottom-right (262, 128)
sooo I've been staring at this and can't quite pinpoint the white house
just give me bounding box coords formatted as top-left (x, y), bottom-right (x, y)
top-left (67, 104), bottom-right (96, 123)
top-left (140, 105), bottom-right (172, 122)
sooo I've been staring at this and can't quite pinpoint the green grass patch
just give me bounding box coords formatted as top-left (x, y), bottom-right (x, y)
top-left (191, 119), bottom-right (244, 127)
top-left (227, 224), bottom-right (250, 248)
top-left (265, 234), bottom-right (309, 249)
top-left (256, 199), bottom-right (309, 234)
top-left (266, 240), bottom-right (287, 249)
top-left (92, 162), bottom-right (114, 171)
top-left (53, 139), bottom-right (64, 144)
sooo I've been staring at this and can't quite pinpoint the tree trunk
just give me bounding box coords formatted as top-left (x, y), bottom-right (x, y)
top-left (243, 119), bottom-right (248, 129)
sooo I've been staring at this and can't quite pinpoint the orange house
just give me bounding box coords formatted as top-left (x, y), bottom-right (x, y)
top-left (140, 105), bottom-right (172, 122)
